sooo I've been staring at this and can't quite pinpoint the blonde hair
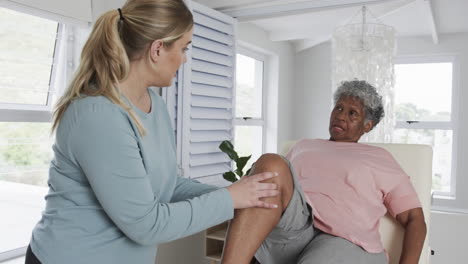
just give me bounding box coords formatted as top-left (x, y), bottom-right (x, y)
top-left (52, 0), bottom-right (193, 135)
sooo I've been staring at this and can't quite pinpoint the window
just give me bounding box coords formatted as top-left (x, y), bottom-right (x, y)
top-left (234, 49), bottom-right (266, 169)
top-left (0, 7), bottom-right (61, 261)
top-left (392, 55), bottom-right (462, 211)
top-left (0, 7), bottom-right (59, 110)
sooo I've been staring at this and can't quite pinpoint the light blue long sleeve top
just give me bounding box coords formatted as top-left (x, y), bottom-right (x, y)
top-left (30, 89), bottom-right (234, 264)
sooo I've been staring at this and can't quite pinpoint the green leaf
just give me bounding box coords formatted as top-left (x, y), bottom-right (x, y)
top-left (235, 155), bottom-right (251, 176)
top-left (223, 171), bottom-right (238, 183)
top-left (219, 140), bottom-right (239, 161)
top-left (245, 167), bottom-right (252, 176)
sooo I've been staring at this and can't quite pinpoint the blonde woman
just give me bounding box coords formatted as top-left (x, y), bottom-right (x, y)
top-left (25, 1), bottom-right (279, 263)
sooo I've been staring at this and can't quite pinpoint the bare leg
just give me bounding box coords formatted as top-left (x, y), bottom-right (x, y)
top-left (221, 154), bottom-right (294, 264)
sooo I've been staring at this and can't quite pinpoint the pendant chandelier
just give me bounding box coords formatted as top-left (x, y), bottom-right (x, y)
top-left (332, 6), bottom-right (396, 143)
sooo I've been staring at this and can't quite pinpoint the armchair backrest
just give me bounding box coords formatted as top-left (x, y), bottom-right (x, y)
top-left (279, 141), bottom-right (432, 264)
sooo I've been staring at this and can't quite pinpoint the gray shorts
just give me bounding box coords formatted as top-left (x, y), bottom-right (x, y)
top-left (254, 158), bottom-right (387, 264)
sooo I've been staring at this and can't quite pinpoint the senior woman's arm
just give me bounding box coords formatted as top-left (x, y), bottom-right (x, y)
top-left (396, 207), bottom-right (427, 264)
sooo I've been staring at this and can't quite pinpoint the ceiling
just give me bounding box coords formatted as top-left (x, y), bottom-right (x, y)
top-left (194, 0), bottom-right (468, 52)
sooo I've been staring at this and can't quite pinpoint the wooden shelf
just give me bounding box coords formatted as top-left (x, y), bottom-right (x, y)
top-left (206, 252), bottom-right (222, 261)
top-left (206, 229), bottom-right (227, 240)
top-left (205, 221), bottom-right (229, 264)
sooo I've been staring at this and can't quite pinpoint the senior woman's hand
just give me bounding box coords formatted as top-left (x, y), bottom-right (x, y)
top-left (226, 172), bottom-right (279, 209)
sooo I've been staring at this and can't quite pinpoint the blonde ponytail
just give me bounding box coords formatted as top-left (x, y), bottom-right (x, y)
top-left (52, 0), bottom-right (193, 136)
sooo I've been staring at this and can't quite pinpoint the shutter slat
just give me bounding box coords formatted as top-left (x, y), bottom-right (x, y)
top-left (190, 153), bottom-right (230, 166)
top-left (191, 95), bottom-right (231, 109)
top-left (191, 107), bottom-right (232, 119)
top-left (193, 36), bottom-right (233, 56)
top-left (191, 119), bottom-right (231, 131)
top-left (193, 48), bottom-right (233, 67)
top-left (194, 25), bottom-right (233, 46)
top-left (190, 142), bottom-right (224, 154)
top-left (190, 130), bottom-right (231, 142)
top-left (192, 71), bottom-right (232, 88)
top-left (193, 59), bottom-right (232, 77)
top-left (194, 11), bottom-right (233, 35)
top-left (192, 83), bottom-right (231, 98)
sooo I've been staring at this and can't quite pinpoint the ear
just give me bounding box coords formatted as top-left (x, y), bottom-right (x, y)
top-left (363, 120), bottom-right (374, 133)
top-left (149, 39), bottom-right (164, 62)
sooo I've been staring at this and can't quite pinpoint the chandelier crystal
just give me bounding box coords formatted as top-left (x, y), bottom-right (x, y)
top-left (332, 6), bottom-right (396, 143)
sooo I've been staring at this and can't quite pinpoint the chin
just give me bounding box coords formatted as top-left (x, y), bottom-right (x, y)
top-left (330, 134), bottom-right (349, 142)
top-left (329, 132), bottom-right (341, 140)
top-left (154, 79), bottom-right (173, 88)
top-left (163, 80), bottom-right (173, 87)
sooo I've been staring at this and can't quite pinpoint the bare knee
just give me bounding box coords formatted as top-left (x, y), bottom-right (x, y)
top-left (252, 153), bottom-right (294, 207)
top-left (254, 153), bottom-right (289, 175)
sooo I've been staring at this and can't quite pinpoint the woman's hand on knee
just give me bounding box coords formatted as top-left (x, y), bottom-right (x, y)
top-left (226, 172), bottom-right (279, 209)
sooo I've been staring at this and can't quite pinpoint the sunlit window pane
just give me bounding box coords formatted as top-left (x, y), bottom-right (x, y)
top-left (0, 7), bottom-right (58, 105)
top-left (234, 126), bottom-right (263, 172)
top-left (393, 129), bottom-right (452, 193)
top-left (235, 54), bottom-right (263, 118)
top-left (0, 122), bottom-right (52, 253)
top-left (394, 63), bottom-right (452, 122)
top-left (0, 122), bottom-right (53, 187)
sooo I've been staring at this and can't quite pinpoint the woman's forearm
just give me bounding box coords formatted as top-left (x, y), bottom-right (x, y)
top-left (399, 216), bottom-right (427, 264)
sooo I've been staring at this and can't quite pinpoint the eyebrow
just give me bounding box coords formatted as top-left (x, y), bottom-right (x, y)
top-left (186, 41), bottom-right (192, 45)
top-left (350, 105), bottom-right (362, 113)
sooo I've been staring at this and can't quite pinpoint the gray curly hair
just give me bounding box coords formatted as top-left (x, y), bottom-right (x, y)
top-left (333, 80), bottom-right (385, 129)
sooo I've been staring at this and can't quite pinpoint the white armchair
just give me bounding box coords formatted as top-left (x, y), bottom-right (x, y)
top-left (280, 141), bottom-right (433, 264)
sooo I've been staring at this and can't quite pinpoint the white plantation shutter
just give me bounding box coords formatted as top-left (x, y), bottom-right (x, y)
top-left (178, 2), bottom-right (236, 185)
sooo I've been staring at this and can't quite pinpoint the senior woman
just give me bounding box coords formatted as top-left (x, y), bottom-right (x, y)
top-left (221, 80), bottom-right (427, 264)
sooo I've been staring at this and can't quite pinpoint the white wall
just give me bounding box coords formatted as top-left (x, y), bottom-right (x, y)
top-left (430, 211), bottom-right (468, 264)
top-left (293, 33), bottom-right (468, 264)
top-left (91, 0), bottom-right (125, 21)
top-left (237, 23), bottom-right (296, 150)
top-left (294, 41), bottom-right (332, 140)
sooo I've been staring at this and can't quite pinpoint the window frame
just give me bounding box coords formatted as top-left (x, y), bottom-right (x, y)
top-left (0, 21), bottom-right (65, 123)
top-left (234, 46), bottom-right (268, 155)
top-left (394, 54), bottom-right (464, 213)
